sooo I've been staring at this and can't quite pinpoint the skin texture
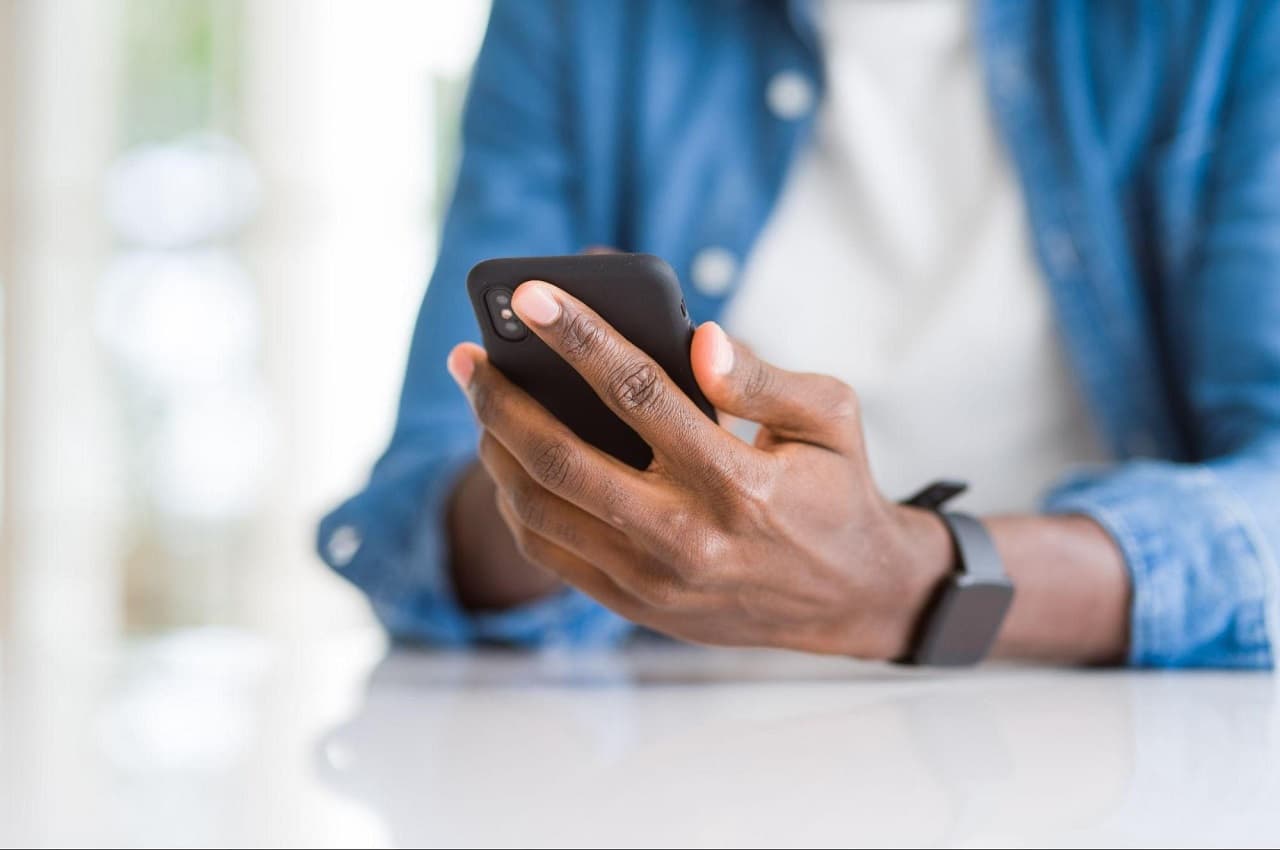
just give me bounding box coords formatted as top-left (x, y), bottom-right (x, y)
top-left (447, 280), bottom-right (1131, 664)
top-left (448, 462), bottom-right (562, 610)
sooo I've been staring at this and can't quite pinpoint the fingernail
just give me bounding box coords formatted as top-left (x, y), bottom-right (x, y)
top-left (708, 323), bottom-right (735, 375)
top-left (512, 282), bottom-right (561, 326)
top-left (446, 347), bottom-right (475, 388)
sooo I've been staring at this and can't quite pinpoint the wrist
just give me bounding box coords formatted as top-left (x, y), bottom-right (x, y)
top-left (878, 503), bottom-right (954, 660)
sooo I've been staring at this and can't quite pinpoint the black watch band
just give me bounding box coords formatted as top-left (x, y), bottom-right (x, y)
top-left (896, 481), bottom-right (1015, 666)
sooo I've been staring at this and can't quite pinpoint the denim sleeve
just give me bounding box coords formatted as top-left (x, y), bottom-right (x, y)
top-left (1044, 450), bottom-right (1278, 668)
top-left (1047, 3), bottom-right (1280, 669)
top-left (316, 0), bottom-right (633, 648)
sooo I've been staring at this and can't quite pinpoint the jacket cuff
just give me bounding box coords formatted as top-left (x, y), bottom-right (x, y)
top-left (317, 448), bottom-right (476, 644)
top-left (470, 588), bottom-right (635, 647)
top-left (317, 447), bottom-right (633, 649)
top-left (1044, 461), bottom-right (1273, 668)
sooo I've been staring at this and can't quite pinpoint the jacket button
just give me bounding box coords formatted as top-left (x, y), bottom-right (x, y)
top-left (766, 70), bottom-right (815, 120)
top-left (691, 247), bottom-right (738, 296)
top-left (326, 524), bottom-right (362, 568)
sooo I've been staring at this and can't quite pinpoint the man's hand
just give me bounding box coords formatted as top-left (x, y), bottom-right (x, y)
top-left (447, 460), bottom-right (562, 611)
top-left (446, 280), bottom-right (952, 659)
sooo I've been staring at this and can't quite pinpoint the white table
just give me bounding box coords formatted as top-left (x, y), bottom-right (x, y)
top-left (2, 630), bottom-right (1277, 848)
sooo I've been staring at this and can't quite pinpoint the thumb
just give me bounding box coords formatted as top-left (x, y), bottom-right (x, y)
top-left (691, 322), bottom-right (862, 454)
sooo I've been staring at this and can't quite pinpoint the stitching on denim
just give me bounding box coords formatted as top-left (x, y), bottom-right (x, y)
top-left (1081, 498), bottom-right (1155, 666)
top-left (1202, 465), bottom-right (1277, 668)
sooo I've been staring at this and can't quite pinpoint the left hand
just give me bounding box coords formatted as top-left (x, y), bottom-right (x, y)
top-left (447, 280), bottom-right (952, 659)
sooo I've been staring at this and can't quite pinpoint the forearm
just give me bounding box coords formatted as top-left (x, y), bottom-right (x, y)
top-left (449, 455), bottom-right (1131, 659)
top-left (985, 514), bottom-right (1130, 665)
top-left (447, 461), bottom-right (563, 610)
top-left (449, 462), bottom-right (1133, 660)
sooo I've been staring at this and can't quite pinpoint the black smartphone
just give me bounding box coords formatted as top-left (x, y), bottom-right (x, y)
top-left (466, 253), bottom-right (716, 469)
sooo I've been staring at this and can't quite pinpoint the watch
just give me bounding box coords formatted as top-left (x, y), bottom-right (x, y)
top-left (896, 480), bottom-right (1014, 666)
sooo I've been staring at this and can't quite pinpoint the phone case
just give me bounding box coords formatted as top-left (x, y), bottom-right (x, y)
top-left (466, 253), bottom-right (716, 469)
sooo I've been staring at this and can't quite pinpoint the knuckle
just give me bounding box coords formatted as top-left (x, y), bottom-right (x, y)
top-left (741, 359), bottom-right (777, 403)
top-left (696, 448), bottom-right (768, 511)
top-left (821, 377), bottom-right (861, 422)
top-left (659, 508), bottom-right (694, 553)
top-left (647, 510), bottom-right (727, 575)
top-left (639, 575), bottom-right (684, 609)
top-left (599, 479), bottom-right (637, 530)
top-left (685, 528), bottom-right (730, 571)
top-left (509, 521), bottom-right (547, 563)
top-left (508, 480), bottom-right (548, 532)
top-left (530, 438), bottom-right (578, 491)
top-left (561, 312), bottom-right (606, 360)
top-left (608, 360), bottom-right (664, 418)
top-left (550, 517), bottom-right (580, 548)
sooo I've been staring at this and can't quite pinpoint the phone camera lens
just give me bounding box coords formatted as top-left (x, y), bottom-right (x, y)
top-left (486, 287), bottom-right (527, 340)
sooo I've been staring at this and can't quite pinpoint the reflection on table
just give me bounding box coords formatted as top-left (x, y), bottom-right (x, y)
top-left (321, 644), bottom-right (1278, 848)
top-left (2, 632), bottom-right (1277, 847)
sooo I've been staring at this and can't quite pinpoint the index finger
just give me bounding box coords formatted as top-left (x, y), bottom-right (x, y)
top-left (451, 343), bottom-right (661, 534)
top-left (510, 280), bottom-right (724, 473)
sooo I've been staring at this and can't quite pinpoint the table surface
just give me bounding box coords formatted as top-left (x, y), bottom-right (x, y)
top-left (2, 629), bottom-right (1277, 848)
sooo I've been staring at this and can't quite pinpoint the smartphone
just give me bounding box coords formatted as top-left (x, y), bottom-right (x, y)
top-left (466, 253), bottom-right (716, 469)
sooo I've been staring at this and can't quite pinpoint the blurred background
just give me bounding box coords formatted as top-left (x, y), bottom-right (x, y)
top-left (1, 0), bottom-right (492, 651)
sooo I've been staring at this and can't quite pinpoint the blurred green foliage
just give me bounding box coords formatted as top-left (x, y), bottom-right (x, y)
top-left (120, 0), bottom-right (242, 144)
top-left (431, 74), bottom-right (469, 225)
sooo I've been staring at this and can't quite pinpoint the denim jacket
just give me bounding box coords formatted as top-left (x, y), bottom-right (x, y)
top-left (318, 0), bottom-right (1280, 668)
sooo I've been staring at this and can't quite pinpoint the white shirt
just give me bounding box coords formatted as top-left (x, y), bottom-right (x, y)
top-left (722, 0), bottom-right (1106, 514)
